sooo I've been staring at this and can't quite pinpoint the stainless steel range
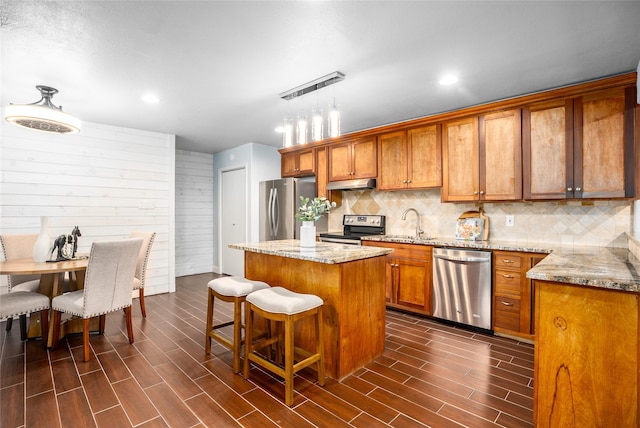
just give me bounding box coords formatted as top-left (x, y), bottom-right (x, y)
top-left (318, 214), bottom-right (386, 245)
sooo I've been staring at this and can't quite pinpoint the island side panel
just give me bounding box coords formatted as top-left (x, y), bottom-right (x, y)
top-left (336, 256), bottom-right (386, 378)
top-left (243, 251), bottom-right (386, 380)
top-left (534, 280), bottom-right (639, 427)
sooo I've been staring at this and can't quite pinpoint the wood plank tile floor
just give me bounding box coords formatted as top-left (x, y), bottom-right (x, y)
top-left (1, 273), bottom-right (534, 427)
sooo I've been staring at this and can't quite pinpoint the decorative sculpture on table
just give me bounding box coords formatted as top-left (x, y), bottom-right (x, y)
top-left (50, 226), bottom-right (81, 261)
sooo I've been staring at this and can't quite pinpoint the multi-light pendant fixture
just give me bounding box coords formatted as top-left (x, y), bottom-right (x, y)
top-left (280, 71), bottom-right (344, 148)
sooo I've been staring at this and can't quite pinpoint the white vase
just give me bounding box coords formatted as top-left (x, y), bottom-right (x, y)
top-left (299, 221), bottom-right (316, 248)
top-left (33, 216), bottom-right (51, 262)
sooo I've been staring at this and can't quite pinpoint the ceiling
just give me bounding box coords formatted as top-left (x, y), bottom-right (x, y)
top-left (1, 1), bottom-right (639, 155)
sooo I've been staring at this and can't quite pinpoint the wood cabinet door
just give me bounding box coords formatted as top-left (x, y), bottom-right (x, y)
top-left (407, 125), bottom-right (442, 189)
top-left (297, 149), bottom-right (315, 175)
top-left (377, 131), bottom-right (407, 190)
top-left (328, 142), bottom-right (353, 181)
top-left (535, 281), bottom-right (638, 427)
top-left (523, 99), bottom-right (573, 200)
top-left (352, 137), bottom-right (377, 179)
top-left (442, 117), bottom-right (479, 202)
top-left (281, 152), bottom-right (299, 177)
top-left (396, 257), bottom-right (431, 313)
top-left (480, 109), bottom-right (522, 201)
top-left (575, 87), bottom-right (632, 198)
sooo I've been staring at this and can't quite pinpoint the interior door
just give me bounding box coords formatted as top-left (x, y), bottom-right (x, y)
top-left (220, 167), bottom-right (246, 276)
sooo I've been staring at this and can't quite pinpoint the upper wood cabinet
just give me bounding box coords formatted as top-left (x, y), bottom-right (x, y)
top-left (281, 148), bottom-right (315, 177)
top-left (442, 109), bottom-right (522, 202)
top-left (377, 125), bottom-right (442, 191)
top-left (315, 146), bottom-right (342, 205)
top-left (523, 86), bottom-right (636, 199)
top-left (328, 137), bottom-right (377, 181)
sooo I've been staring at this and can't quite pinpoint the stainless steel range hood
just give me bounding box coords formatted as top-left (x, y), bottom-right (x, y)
top-left (326, 178), bottom-right (376, 191)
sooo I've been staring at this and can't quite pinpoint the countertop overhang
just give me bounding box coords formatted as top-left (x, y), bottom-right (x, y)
top-left (229, 240), bottom-right (393, 264)
top-left (363, 234), bottom-right (640, 293)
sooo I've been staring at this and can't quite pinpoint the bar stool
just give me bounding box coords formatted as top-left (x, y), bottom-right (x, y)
top-left (243, 286), bottom-right (325, 406)
top-left (205, 276), bottom-right (270, 373)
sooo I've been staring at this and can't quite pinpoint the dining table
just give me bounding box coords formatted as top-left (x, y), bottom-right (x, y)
top-left (0, 257), bottom-right (90, 347)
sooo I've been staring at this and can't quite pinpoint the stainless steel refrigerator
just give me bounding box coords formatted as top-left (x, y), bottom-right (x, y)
top-left (259, 177), bottom-right (328, 241)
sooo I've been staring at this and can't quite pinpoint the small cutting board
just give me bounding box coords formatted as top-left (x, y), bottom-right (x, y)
top-left (456, 207), bottom-right (489, 241)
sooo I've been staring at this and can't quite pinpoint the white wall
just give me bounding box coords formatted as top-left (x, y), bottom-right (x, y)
top-left (212, 143), bottom-right (280, 270)
top-left (175, 149), bottom-right (214, 276)
top-left (0, 120), bottom-right (175, 295)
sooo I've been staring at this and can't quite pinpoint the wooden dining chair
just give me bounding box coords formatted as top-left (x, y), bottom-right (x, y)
top-left (51, 238), bottom-right (143, 361)
top-left (129, 231), bottom-right (156, 317)
top-left (1, 234), bottom-right (42, 336)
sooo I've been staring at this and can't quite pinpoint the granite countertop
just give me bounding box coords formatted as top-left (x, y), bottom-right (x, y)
top-left (363, 234), bottom-right (640, 293)
top-left (362, 235), bottom-right (557, 254)
top-left (229, 240), bottom-right (393, 264)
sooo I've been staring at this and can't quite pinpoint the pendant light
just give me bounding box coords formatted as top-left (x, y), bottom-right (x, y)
top-left (311, 91), bottom-right (323, 142)
top-left (328, 100), bottom-right (341, 138)
top-left (282, 116), bottom-right (293, 148)
top-left (4, 85), bottom-right (81, 134)
top-left (296, 113), bottom-right (308, 145)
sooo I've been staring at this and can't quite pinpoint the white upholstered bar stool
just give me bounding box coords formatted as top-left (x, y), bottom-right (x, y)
top-left (243, 286), bottom-right (325, 406)
top-left (205, 276), bottom-right (270, 373)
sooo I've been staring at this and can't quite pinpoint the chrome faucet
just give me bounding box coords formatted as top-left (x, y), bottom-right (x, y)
top-left (401, 208), bottom-right (424, 238)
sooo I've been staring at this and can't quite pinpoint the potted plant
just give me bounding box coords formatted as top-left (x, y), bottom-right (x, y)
top-left (295, 196), bottom-right (336, 247)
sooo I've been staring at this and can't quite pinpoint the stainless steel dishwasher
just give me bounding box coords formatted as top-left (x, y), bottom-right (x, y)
top-left (432, 248), bottom-right (492, 330)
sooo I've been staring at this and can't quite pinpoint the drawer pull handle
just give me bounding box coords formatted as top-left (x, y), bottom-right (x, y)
top-left (502, 274), bottom-right (515, 279)
top-left (501, 301), bottom-right (514, 306)
top-left (502, 259), bottom-right (514, 263)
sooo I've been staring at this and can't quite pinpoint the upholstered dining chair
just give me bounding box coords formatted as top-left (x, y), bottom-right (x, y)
top-left (129, 231), bottom-right (156, 318)
top-left (1, 234), bottom-right (42, 335)
top-left (0, 290), bottom-right (50, 346)
top-left (51, 238), bottom-right (142, 361)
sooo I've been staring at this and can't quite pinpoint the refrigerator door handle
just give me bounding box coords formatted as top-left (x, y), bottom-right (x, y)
top-left (268, 188), bottom-right (275, 238)
top-left (271, 187), bottom-right (280, 237)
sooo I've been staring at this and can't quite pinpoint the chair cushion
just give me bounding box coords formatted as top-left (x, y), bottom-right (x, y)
top-left (208, 276), bottom-right (270, 297)
top-left (0, 291), bottom-right (50, 320)
top-left (246, 286), bottom-right (322, 315)
top-left (10, 279), bottom-right (41, 293)
top-left (51, 290), bottom-right (85, 318)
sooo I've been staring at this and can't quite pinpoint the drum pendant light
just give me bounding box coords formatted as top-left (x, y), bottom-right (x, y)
top-left (5, 85), bottom-right (81, 134)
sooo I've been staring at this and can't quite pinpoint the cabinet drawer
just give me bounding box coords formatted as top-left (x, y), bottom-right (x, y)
top-left (495, 254), bottom-right (522, 269)
top-left (494, 270), bottom-right (522, 296)
top-left (494, 296), bottom-right (521, 331)
top-left (367, 242), bottom-right (432, 260)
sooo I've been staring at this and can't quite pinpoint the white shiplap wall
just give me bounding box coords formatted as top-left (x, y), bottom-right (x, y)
top-left (0, 120), bottom-right (175, 295)
top-left (175, 149), bottom-right (214, 276)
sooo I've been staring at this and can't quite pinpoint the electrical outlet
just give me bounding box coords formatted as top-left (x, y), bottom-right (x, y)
top-left (506, 215), bottom-right (515, 227)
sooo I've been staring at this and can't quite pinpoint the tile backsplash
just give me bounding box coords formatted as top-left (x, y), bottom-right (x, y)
top-left (327, 189), bottom-right (634, 248)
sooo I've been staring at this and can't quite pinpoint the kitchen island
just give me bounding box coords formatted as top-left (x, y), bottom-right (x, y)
top-left (229, 240), bottom-right (393, 380)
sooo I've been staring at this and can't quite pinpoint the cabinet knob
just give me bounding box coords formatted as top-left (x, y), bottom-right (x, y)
top-left (576, 187), bottom-right (582, 192)
top-left (500, 301), bottom-right (514, 307)
top-left (502, 274), bottom-right (515, 279)
top-left (479, 190), bottom-right (485, 195)
top-left (407, 180), bottom-right (412, 184)
top-left (473, 191), bottom-right (479, 195)
top-left (567, 187), bottom-right (573, 192)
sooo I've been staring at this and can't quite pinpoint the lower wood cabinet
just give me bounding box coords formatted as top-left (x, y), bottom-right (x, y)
top-left (492, 250), bottom-right (545, 340)
top-left (363, 241), bottom-right (432, 315)
top-left (534, 280), bottom-right (639, 427)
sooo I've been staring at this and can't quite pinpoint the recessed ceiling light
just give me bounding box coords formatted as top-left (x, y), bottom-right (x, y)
top-left (439, 75), bottom-right (459, 85)
top-left (142, 93), bottom-right (160, 104)
top-left (274, 126), bottom-right (284, 133)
